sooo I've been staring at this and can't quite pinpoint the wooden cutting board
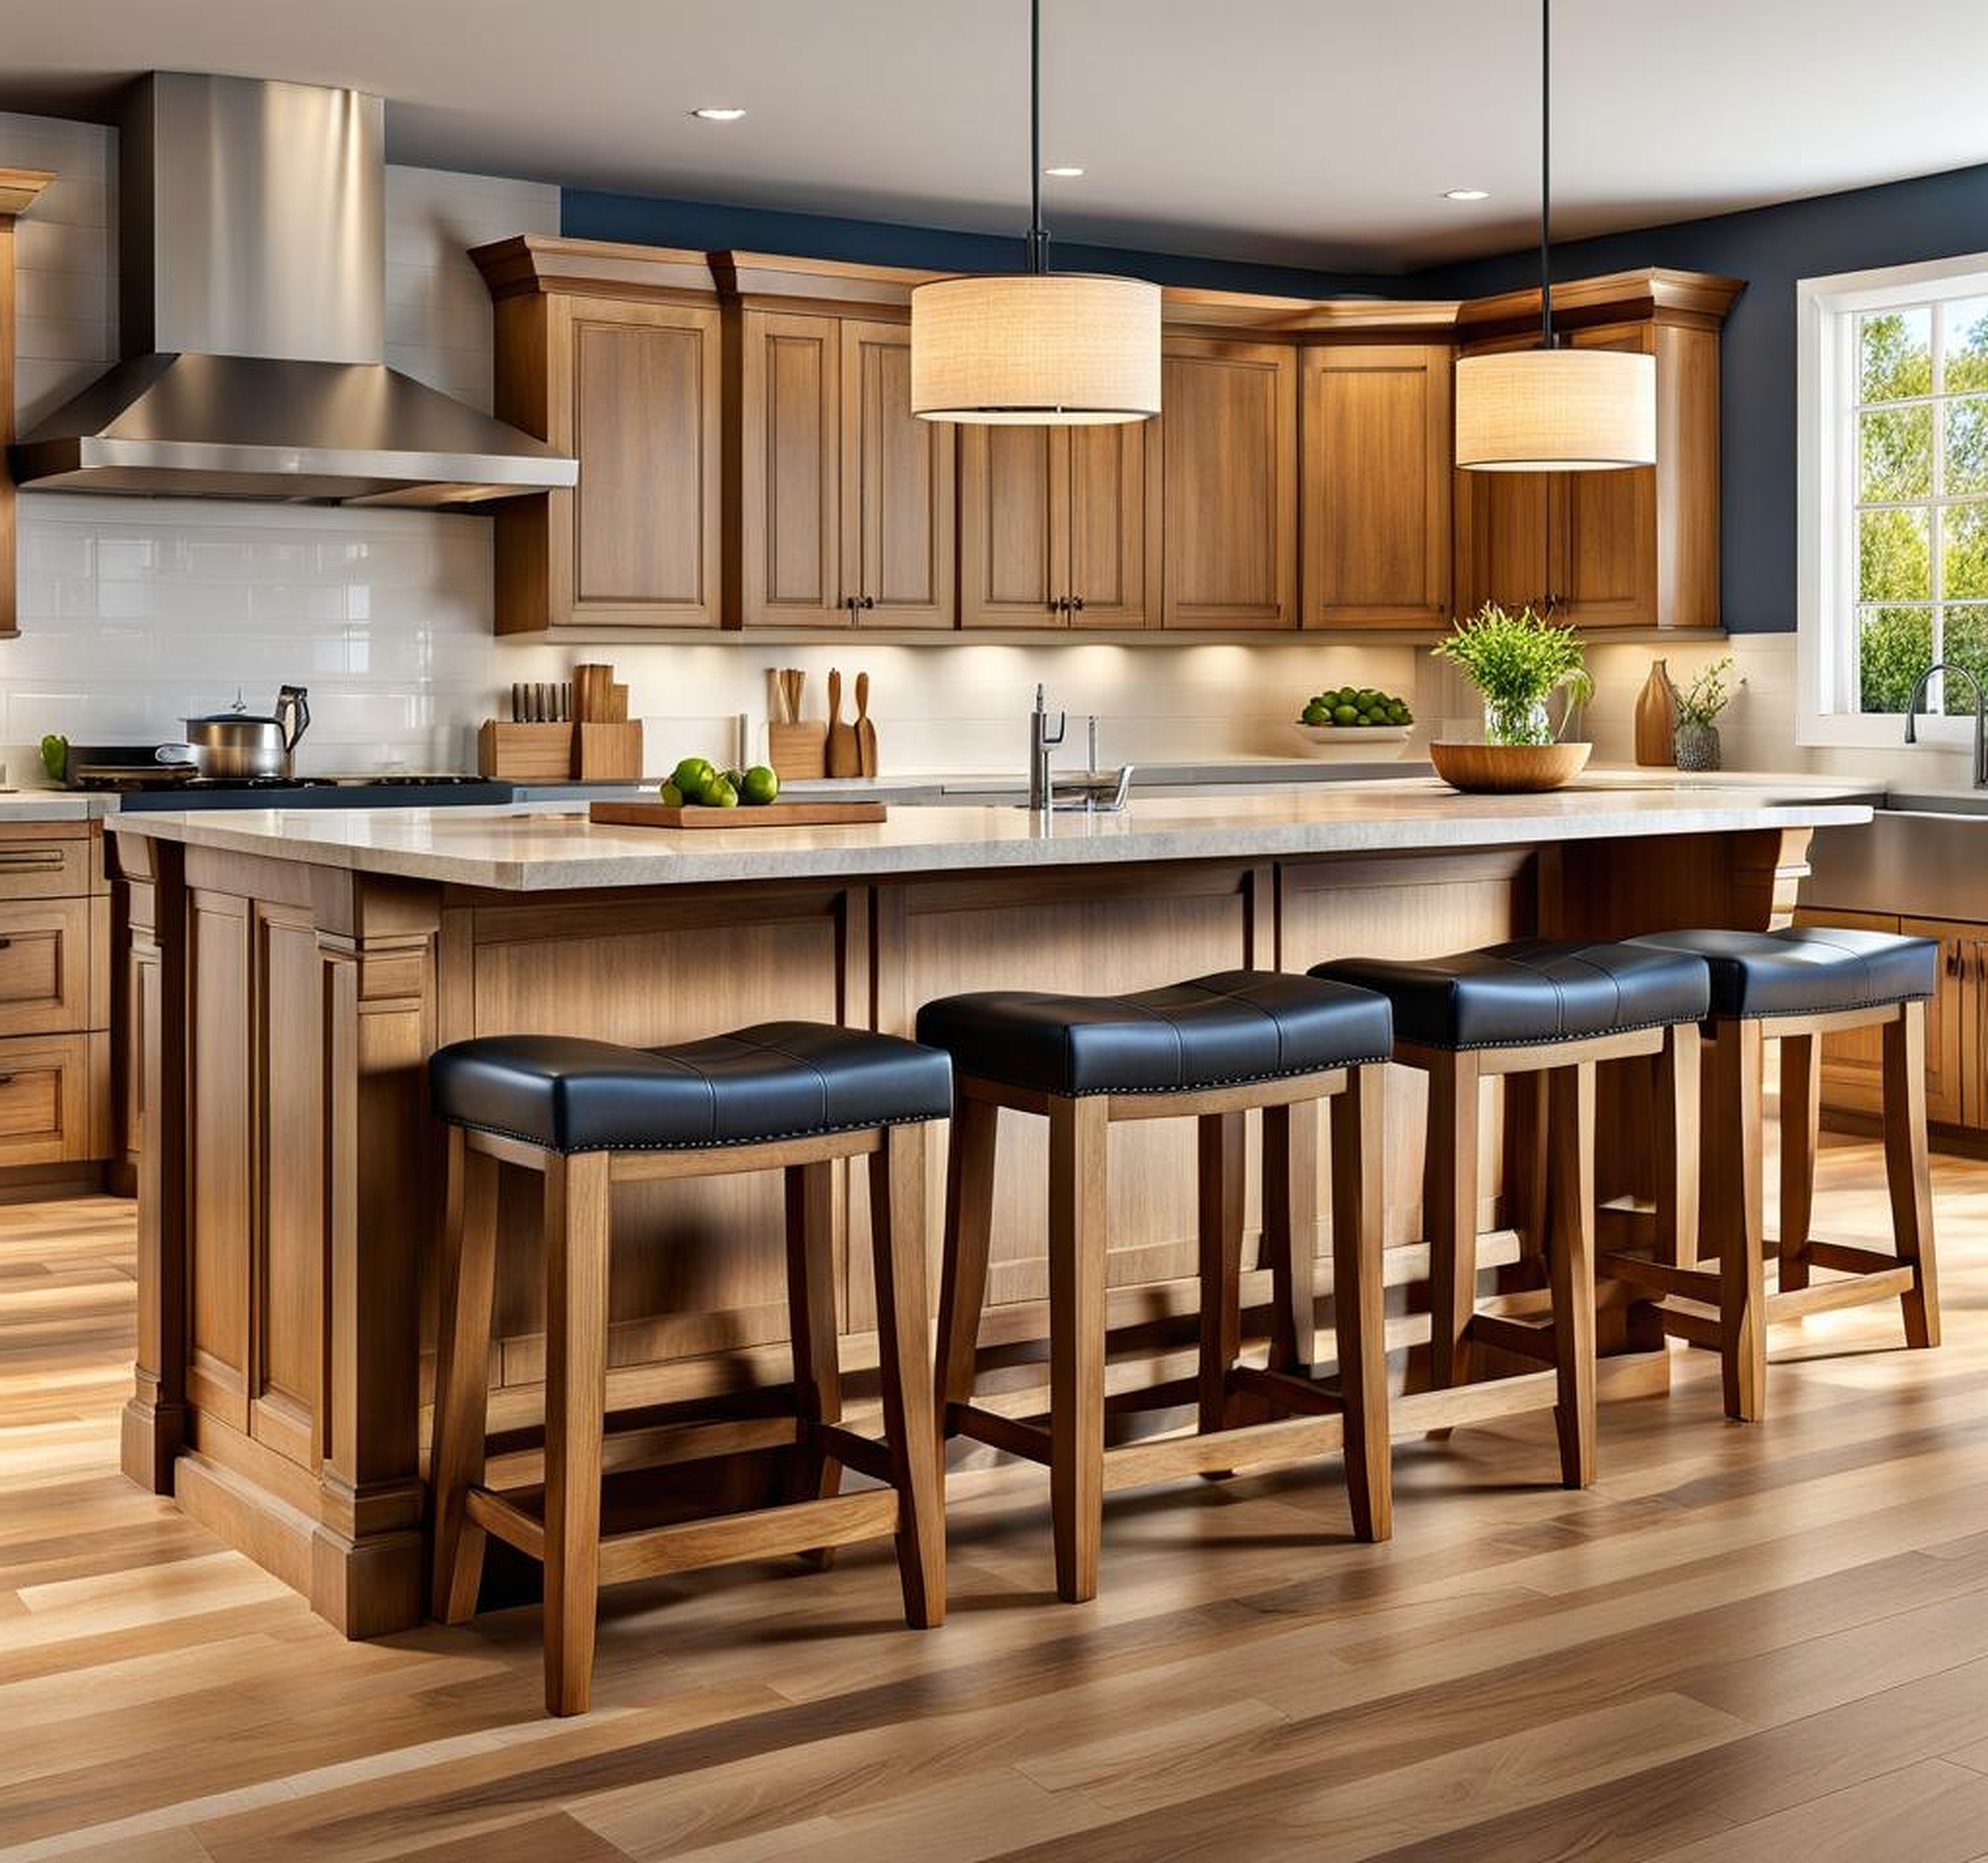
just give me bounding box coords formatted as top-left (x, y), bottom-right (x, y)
top-left (590, 799), bottom-right (887, 830)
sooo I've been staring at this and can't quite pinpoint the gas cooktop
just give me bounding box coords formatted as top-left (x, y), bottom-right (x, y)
top-left (96, 773), bottom-right (517, 811)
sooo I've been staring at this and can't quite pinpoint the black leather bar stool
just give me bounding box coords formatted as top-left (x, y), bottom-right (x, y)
top-left (1620, 927), bottom-right (1940, 1421)
top-left (427, 1022), bottom-right (953, 1715)
top-left (1311, 940), bottom-right (1710, 1487)
top-left (918, 970), bottom-right (1394, 1604)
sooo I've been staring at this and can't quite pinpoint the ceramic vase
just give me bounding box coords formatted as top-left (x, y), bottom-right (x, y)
top-left (1674, 719), bottom-right (1721, 772)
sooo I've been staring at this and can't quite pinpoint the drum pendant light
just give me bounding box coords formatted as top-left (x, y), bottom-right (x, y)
top-left (1454, 0), bottom-right (1655, 470)
top-left (910, 0), bottom-right (1160, 425)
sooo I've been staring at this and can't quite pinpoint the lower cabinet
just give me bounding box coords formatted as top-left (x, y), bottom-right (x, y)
top-left (1795, 906), bottom-right (1975, 1131)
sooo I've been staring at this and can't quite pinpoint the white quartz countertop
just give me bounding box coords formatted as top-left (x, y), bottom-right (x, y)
top-left (0, 794), bottom-right (111, 822)
top-left (108, 772), bottom-right (1879, 894)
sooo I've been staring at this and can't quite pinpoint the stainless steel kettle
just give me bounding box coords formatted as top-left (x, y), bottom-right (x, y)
top-left (157, 685), bottom-right (312, 780)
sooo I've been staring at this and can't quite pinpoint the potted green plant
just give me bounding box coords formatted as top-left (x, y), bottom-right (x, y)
top-left (1427, 604), bottom-right (1595, 792)
top-left (1673, 656), bottom-right (1737, 772)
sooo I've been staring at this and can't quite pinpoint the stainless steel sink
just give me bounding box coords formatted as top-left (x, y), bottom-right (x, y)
top-left (1804, 807), bottom-right (1988, 921)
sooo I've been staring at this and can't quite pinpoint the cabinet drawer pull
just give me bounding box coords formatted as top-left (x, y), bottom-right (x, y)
top-left (0, 938), bottom-right (11, 951)
top-left (0, 1075), bottom-right (17, 1088)
top-left (0, 852), bottom-right (63, 871)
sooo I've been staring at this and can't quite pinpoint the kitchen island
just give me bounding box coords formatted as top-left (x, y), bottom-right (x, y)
top-left (108, 775), bottom-right (1877, 1634)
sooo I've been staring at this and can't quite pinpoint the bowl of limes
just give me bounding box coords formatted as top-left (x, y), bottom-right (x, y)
top-left (1294, 685), bottom-right (1414, 760)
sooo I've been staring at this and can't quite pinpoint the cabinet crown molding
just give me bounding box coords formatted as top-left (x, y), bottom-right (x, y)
top-left (471, 233), bottom-right (720, 304)
top-left (0, 168), bottom-right (53, 219)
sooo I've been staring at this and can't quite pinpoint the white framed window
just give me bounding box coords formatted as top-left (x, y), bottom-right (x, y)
top-left (1797, 252), bottom-right (1988, 747)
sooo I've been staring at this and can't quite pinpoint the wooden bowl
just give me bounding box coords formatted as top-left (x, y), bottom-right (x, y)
top-left (1427, 740), bottom-right (1592, 794)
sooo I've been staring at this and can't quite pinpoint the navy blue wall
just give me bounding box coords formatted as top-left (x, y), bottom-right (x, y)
top-left (1412, 163), bottom-right (1988, 634)
top-left (561, 187), bottom-right (1397, 301)
top-left (568, 164), bottom-right (1988, 637)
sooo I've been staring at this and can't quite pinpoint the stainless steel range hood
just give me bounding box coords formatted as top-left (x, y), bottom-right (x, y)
top-left (11, 74), bottom-right (576, 508)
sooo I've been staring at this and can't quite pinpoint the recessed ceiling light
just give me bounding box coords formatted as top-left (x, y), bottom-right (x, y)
top-left (691, 106), bottom-right (746, 123)
top-left (1043, 164), bottom-right (1085, 179)
top-left (1442, 187), bottom-right (1490, 202)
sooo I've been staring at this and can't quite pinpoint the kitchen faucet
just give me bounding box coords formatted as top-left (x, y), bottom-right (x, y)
top-left (1904, 661), bottom-right (1988, 788)
top-left (1028, 685), bottom-right (1134, 814)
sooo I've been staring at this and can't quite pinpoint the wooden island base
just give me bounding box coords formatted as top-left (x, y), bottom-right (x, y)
top-left (114, 814), bottom-right (1824, 1634)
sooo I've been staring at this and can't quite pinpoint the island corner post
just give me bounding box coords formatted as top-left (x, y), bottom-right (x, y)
top-left (109, 807), bottom-right (1831, 1635)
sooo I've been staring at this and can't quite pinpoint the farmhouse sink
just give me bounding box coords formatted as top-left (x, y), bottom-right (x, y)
top-left (1804, 803), bottom-right (1988, 921)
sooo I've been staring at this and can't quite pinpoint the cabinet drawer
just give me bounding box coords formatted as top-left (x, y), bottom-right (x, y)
top-left (0, 834), bottom-right (92, 900)
top-left (0, 897), bottom-right (95, 1035)
top-left (0, 1033), bottom-right (102, 1166)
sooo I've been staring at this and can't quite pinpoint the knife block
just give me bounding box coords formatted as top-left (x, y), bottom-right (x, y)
top-left (576, 721), bottom-right (644, 780)
top-left (478, 721), bottom-right (574, 779)
top-left (768, 722), bottom-right (828, 780)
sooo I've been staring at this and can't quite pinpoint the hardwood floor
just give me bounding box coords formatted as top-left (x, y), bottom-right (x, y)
top-left (5, 1133), bottom-right (1988, 1861)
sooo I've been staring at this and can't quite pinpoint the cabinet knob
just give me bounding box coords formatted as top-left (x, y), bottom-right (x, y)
top-left (1069, 595), bottom-right (1085, 614)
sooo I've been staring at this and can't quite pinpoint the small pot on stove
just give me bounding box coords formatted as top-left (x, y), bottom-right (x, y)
top-left (157, 686), bottom-right (311, 780)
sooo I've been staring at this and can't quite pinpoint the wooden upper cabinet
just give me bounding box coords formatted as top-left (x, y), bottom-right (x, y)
top-left (0, 170), bottom-right (55, 643)
top-left (841, 319), bottom-right (954, 629)
top-left (1158, 338), bottom-right (1298, 629)
top-left (1301, 342), bottom-right (1453, 629)
top-left (732, 305), bottom-right (954, 628)
top-left (475, 238), bottom-right (724, 634)
top-left (737, 309), bottom-right (844, 627)
top-left (1453, 271), bottom-right (1739, 630)
top-left (958, 421), bottom-right (1158, 629)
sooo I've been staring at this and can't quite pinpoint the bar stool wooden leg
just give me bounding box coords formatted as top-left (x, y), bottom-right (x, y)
top-left (1779, 1030), bottom-right (1819, 1292)
top-left (1330, 1064), bottom-right (1392, 1542)
top-left (1048, 1094), bottom-right (1109, 1604)
top-left (542, 1151), bottom-right (612, 1718)
top-left (867, 1125), bottom-right (947, 1628)
top-left (1885, 1000), bottom-right (1941, 1350)
top-left (1502, 1070), bottom-right (1549, 1265)
top-left (784, 1160), bottom-right (842, 1561)
top-left (1425, 1052), bottom-right (1482, 1407)
top-left (934, 1094), bottom-right (1000, 1424)
top-left (1714, 1021), bottom-right (1768, 1423)
top-left (1196, 1110), bottom-right (1246, 1433)
top-left (1656, 1022), bottom-right (1703, 1272)
top-left (1547, 1060), bottom-right (1597, 1489)
top-left (1262, 1098), bottom-right (1321, 1377)
top-left (430, 1129), bottom-right (500, 1624)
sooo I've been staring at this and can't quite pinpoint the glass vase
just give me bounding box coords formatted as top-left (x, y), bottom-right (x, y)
top-left (1483, 698), bottom-right (1554, 748)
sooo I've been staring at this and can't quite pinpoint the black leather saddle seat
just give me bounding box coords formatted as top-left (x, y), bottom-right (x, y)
top-left (1622, 926), bottom-right (1937, 1020)
top-left (430, 1022), bottom-right (954, 1153)
top-left (1310, 938), bottom-right (1712, 1052)
top-left (913, 969), bottom-right (1393, 1098)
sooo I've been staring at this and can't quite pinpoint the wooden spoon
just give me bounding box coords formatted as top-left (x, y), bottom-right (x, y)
top-left (826, 668), bottom-right (860, 777)
top-left (855, 671), bottom-right (878, 777)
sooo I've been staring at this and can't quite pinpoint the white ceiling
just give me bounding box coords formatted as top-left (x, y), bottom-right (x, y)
top-left (6, 0), bottom-right (1987, 274)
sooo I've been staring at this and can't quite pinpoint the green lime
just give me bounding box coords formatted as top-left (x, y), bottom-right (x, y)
top-left (658, 780), bottom-right (685, 806)
top-left (741, 765), bottom-right (780, 806)
top-left (1332, 704), bottom-right (1359, 727)
top-left (1302, 701), bottom-right (1329, 725)
top-left (702, 777), bottom-right (739, 808)
top-left (671, 756), bottom-right (715, 795)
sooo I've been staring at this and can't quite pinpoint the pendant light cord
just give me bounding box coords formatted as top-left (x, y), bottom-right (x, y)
top-left (1026, 0), bottom-right (1047, 274)
top-left (1540, 0), bottom-right (1552, 348)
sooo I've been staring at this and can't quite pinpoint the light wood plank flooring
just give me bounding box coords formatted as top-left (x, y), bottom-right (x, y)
top-left (4, 1135), bottom-right (1988, 1861)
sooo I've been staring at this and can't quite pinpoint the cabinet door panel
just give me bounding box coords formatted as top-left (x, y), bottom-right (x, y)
top-left (569, 304), bottom-right (720, 624)
top-left (841, 319), bottom-right (955, 628)
top-left (739, 311), bottom-right (842, 625)
top-left (1303, 343), bottom-right (1452, 628)
top-left (1901, 916), bottom-right (1967, 1128)
top-left (1161, 339), bottom-right (1298, 629)
top-left (189, 890), bottom-right (251, 1432)
top-left (959, 425), bottom-right (1066, 629)
top-left (1560, 323), bottom-right (1658, 627)
top-left (1069, 421), bottom-right (1158, 629)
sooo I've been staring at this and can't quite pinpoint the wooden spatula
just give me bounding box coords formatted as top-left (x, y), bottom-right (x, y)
top-left (826, 668), bottom-right (860, 777)
top-left (855, 671), bottom-right (878, 777)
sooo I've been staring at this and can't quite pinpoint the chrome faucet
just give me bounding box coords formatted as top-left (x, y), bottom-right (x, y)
top-left (1029, 683), bottom-right (1067, 811)
top-left (1905, 661), bottom-right (1988, 788)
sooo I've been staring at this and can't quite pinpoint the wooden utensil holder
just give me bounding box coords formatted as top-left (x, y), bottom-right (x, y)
top-left (768, 721), bottom-right (828, 780)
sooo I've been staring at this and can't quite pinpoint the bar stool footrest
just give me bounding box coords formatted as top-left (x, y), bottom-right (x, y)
top-left (1393, 1367), bottom-right (1560, 1434)
top-left (467, 1482), bottom-right (900, 1584)
top-left (1771, 1267), bottom-right (1916, 1322)
top-left (1468, 1313), bottom-right (1559, 1366)
top-left (1802, 1241), bottom-right (1908, 1278)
